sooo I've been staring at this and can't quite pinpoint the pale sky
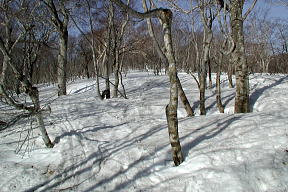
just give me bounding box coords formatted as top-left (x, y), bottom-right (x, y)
top-left (258, 1), bottom-right (288, 20)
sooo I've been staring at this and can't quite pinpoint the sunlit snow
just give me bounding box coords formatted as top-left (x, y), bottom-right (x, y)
top-left (0, 72), bottom-right (287, 192)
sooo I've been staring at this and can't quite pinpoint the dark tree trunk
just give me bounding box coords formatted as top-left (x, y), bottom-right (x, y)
top-left (228, 61), bottom-right (234, 88)
top-left (1, 55), bottom-right (9, 89)
top-left (208, 58), bottom-right (213, 89)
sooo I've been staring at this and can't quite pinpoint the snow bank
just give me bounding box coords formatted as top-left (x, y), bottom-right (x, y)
top-left (0, 72), bottom-right (287, 192)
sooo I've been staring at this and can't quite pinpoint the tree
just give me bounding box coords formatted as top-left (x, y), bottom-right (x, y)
top-left (198, 0), bottom-right (217, 115)
top-left (109, 1), bottom-right (130, 98)
top-left (43, 0), bottom-right (69, 96)
top-left (245, 9), bottom-right (274, 73)
top-left (142, 0), bottom-right (194, 117)
top-left (110, 0), bottom-right (183, 166)
top-left (228, 0), bottom-right (257, 113)
top-left (0, 0), bottom-right (54, 148)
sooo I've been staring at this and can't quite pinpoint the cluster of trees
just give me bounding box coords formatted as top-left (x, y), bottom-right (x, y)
top-left (0, 0), bottom-right (287, 165)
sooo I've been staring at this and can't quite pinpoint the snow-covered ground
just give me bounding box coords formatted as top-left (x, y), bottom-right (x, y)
top-left (0, 72), bottom-right (287, 192)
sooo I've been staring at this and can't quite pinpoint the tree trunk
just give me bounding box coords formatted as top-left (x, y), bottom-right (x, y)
top-left (119, 52), bottom-right (128, 99)
top-left (228, 61), bottom-right (234, 88)
top-left (216, 71), bottom-right (224, 113)
top-left (57, 32), bottom-right (68, 96)
top-left (230, 1), bottom-right (250, 113)
top-left (0, 55), bottom-right (9, 89)
top-left (199, 74), bottom-right (206, 115)
top-left (208, 58), bottom-right (213, 89)
top-left (30, 88), bottom-right (54, 148)
top-left (177, 76), bottom-right (194, 116)
top-left (199, 9), bottom-right (213, 115)
top-left (216, 55), bottom-right (225, 113)
top-left (104, 50), bottom-right (111, 99)
top-left (113, 49), bottom-right (120, 98)
top-left (161, 10), bottom-right (183, 166)
top-left (92, 48), bottom-right (102, 98)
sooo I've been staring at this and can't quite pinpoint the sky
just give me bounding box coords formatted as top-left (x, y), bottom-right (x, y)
top-left (257, 1), bottom-right (288, 20)
top-left (158, 0), bottom-right (288, 20)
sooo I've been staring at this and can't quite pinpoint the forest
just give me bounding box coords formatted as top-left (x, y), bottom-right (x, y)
top-left (0, 0), bottom-right (288, 191)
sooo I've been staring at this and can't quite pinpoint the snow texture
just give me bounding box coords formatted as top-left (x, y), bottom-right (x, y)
top-left (0, 72), bottom-right (287, 192)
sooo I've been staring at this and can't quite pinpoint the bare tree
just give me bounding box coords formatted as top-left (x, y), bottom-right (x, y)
top-left (213, 1), bottom-right (235, 113)
top-left (0, 0), bottom-right (54, 148)
top-left (198, 0), bottom-right (217, 115)
top-left (43, 0), bottom-right (69, 96)
top-left (110, 0), bottom-right (183, 166)
top-left (112, 1), bottom-right (130, 98)
top-left (245, 9), bottom-right (274, 73)
top-left (143, 0), bottom-right (194, 117)
top-left (228, 0), bottom-right (257, 113)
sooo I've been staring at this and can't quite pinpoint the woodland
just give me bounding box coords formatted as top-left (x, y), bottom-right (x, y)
top-left (0, 0), bottom-right (288, 191)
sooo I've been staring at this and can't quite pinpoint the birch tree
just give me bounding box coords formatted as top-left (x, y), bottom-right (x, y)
top-left (198, 0), bottom-right (216, 115)
top-left (164, 0), bottom-right (217, 115)
top-left (228, 0), bottom-right (257, 113)
top-left (110, 0), bottom-right (183, 166)
top-left (143, 0), bottom-right (194, 117)
top-left (43, 0), bottom-right (69, 96)
top-left (111, 1), bottom-right (130, 98)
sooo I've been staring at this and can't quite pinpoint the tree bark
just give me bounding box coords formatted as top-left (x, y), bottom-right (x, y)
top-left (216, 55), bottom-right (225, 113)
top-left (0, 55), bottom-right (9, 89)
top-left (208, 58), bottom-right (213, 89)
top-left (176, 76), bottom-right (194, 116)
top-left (230, 1), bottom-right (250, 113)
top-left (57, 33), bottom-right (68, 96)
top-left (161, 10), bottom-right (183, 166)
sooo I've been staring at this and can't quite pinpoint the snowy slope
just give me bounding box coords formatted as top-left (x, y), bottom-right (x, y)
top-left (0, 72), bottom-right (287, 192)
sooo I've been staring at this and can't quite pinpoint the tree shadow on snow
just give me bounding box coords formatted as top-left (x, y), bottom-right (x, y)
top-left (24, 118), bottom-right (178, 192)
top-left (53, 124), bottom-right (126, 144)
top-left (182, 115), bottom-right (242, 158)
top-left (249, 76), bottom-right (288, 112)
top-left (24, 112), bottom-right (242, 191)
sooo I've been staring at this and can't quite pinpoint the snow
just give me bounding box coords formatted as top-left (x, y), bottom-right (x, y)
top-left (0, 72), bottom-right (287, 192)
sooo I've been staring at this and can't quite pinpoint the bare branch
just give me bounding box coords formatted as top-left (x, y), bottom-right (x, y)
top-left (243, 0), bottom-right (258, 20)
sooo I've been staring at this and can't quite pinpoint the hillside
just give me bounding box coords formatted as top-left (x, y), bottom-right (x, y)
top-left (0, 72), bottom-right (287, 192)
